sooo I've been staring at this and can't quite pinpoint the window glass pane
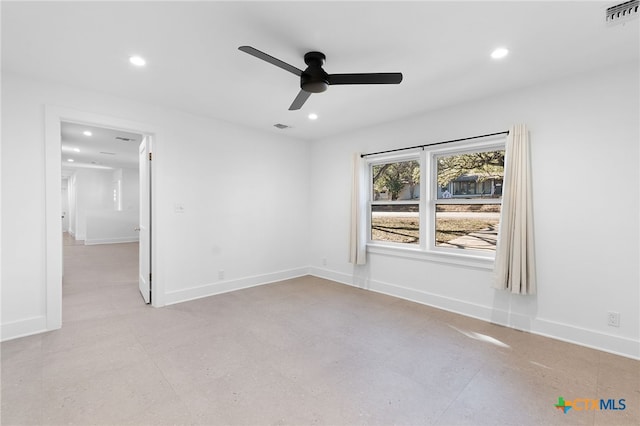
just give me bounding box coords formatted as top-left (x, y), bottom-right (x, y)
top-left (435, 204), bottom-right (500, 251)
top-left (372, 160), bottom-right (420, 201)
top-left (371, 204), bottom-right (419, 244)
top-left (436, 150), bottom-right (504, 199)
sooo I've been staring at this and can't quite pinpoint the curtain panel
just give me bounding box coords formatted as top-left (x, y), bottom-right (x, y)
top-left (349, 153), bottom-right (367, 265)
top-left (494, 124), bottom-right (536, 295)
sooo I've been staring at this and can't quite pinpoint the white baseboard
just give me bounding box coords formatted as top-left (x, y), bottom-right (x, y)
top-left (84, 236), bottom-right (139, 245)
top-left (1, 316), bottom-right (47, 342)
top-left (531, 318), bottom-right (640, 360)
top-left (5, 267), bottom-right (637, 360)
top-left (308, 266), bottom-right (640, 360)
top-left (164, 267), bottom-right (310, 306)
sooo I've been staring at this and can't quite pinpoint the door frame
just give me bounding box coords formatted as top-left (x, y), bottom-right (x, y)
top-left (44, 105), bottom-right (161, 331)
top-left (138, 136), bottom-right (152, 303)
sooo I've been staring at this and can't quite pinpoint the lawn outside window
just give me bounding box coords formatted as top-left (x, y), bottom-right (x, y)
top-left (365, 137), bottom-right (506, 265)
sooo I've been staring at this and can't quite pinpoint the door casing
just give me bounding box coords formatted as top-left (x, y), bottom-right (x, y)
top-left (45, 105), bottom-right (161, 331)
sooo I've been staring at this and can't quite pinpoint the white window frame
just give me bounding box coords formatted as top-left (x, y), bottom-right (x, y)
top-left (427, 140), bottom-right (505, 257)
top-left (365, 136), bottom-right (506, 269)
top-left (367, 152), bottom-right (421, 249)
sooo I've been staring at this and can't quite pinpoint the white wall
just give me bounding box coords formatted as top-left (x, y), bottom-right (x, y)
top-left (1, 72), bottom-right (310, 338)
top-left (78, 167), bottom-right (140, 244)
top-left (85, 210), bottom-right (139, 245)
top-left (308, 61), bottom-right (640, 358)
top-left (120, 167), bottom-right (139, 213)
top-left (70, 168), bottom-right (113, 241)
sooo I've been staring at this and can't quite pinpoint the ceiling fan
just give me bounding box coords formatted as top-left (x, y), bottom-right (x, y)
top-left (238, 46), bottom-right (403, 111)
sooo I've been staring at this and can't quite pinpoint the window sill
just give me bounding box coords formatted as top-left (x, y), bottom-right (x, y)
top-left (366, 243), bottom-right (495, 270)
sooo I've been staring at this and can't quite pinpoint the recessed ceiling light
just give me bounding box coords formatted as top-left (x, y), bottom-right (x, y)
top-left (129, 55), bottom-right (146, 67)
top-left (67, 159), bottom-right (75, 162)
top-left (308, 113), bottom-right (318, 120)
top-left (73, 148), bottom-right (80, 152)
top-left (491, 47), bottom-right (509, 59)
top-left (83, 131), bottom-right (92, 136)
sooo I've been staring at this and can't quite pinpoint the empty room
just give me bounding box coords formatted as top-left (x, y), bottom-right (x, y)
top-left (1, 1), bottom-right (639, 425)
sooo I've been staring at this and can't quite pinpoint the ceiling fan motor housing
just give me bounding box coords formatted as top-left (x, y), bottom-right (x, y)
top-left (301, 51), bottom-right (329, 93)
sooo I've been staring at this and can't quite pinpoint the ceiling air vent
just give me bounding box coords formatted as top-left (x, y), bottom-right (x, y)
top-left (606, 0), bottom-right (639, 25)
top-left (115, 136), bottom-right (135, 142)
top-left (273, 123), bottom-right (291, 129)
top-left (99, 151), bottom-right (116, 155)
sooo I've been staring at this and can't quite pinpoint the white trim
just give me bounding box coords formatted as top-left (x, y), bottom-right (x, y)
top-left (430, 139), bottom-right (506, 157)
top-left (9, 265), bottom-right (639, 360)
top-left (164, 267), bottom-right (309, 306)
top-left (367, 244), bottom-right (495, 269)
top-left (419, 150), bottom-right (428, 251)
top-left (531, 318), bottom-right (640, 361)
top-left (366, 150), bottom-right (421, 164)
top-left (370, 200), bottom-right (420, 205)
top-left (44, 110), bottom-right (63, 331)
top-left (308, 267), bottom-right (354, 287)
top-left (0, 316), bottom-right (47, 342)
top-left (435, 198), bottom-right (502, 205)
top-left (84, 237), bottom-right (140, 245)
top-left (308, 267), bottom-right (640, 360)
top-left (44, 105), bottom-right (161, 333)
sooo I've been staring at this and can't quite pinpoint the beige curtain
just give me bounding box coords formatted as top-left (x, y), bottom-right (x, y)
top-left (349, 153), bottom-right (367, 265)
top-left (494, 124), bottom-right (536, 294)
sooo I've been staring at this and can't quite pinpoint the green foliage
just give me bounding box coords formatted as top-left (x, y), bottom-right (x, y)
top-left (384, 174), bottom-right (405, 200)
top-left (372, 160), bottom-right (420, 200)
top-left (437, 151), bottom-right (504, 187)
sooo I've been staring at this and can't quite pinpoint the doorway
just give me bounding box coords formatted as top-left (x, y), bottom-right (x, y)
top-left (60, 121), bottom-right (151, 304)
top-left (45, 106), bottom-right (159, 331)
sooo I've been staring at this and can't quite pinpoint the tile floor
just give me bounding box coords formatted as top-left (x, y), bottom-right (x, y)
top-left (1, 235), bottom-right (638, 425)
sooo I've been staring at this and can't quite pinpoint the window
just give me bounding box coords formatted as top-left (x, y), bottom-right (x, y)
top-left (112, 179), bottom-right (123, 211)
top-left (366, 138), bottom-right (505, 259)
top-left (434, 149), bottom-right (504, 252)
top-left (370, 158), bottom-right (420, 245)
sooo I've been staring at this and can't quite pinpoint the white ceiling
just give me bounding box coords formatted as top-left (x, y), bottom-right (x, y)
top-left (61, 122), bottom-right (142, 178)
top-left (2, 1), bottom-right (638, 142)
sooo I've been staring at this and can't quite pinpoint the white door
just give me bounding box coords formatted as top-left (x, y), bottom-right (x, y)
top-left (61, 185), bottom-right (69, 232)
top-left (138, 137), bottom-right (152, 303)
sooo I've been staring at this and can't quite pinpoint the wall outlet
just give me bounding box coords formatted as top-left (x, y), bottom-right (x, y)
top-left (607, 311), bottom-right (620, 327)
top-left (218, 270), bottom-right (224, 280)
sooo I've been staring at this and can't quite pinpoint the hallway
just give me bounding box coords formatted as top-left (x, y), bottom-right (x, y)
top-left (62, 233), bottom-right (144, 324)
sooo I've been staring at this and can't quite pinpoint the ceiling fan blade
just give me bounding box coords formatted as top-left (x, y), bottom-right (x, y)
top-left (288, 90), bottom-right (312, 110)
top-left (327, 73), bottom-right (403, 85)
top-left (238, 46), bottom-right (303, 77)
